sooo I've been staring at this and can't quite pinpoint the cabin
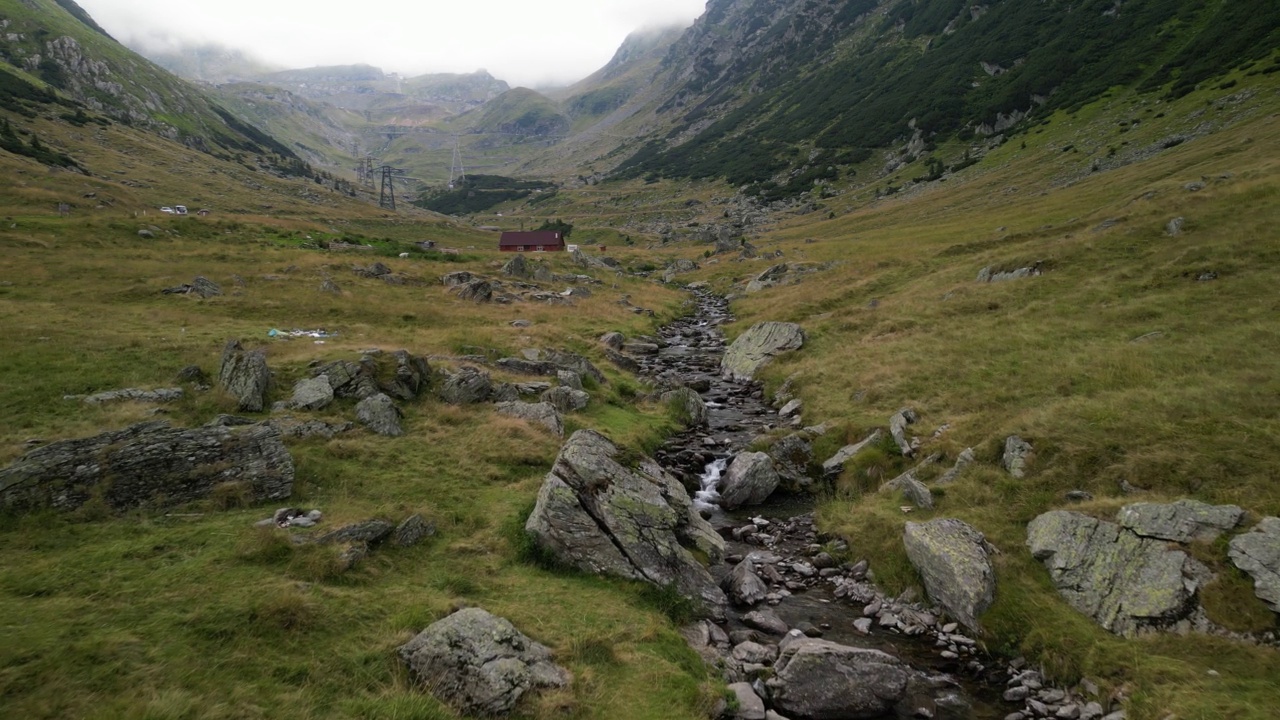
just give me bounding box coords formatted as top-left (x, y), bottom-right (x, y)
top-left (499, 231), bottom-right (564, 253)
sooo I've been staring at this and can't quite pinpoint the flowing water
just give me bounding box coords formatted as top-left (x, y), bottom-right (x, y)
top-left (644, 290), bottom-right (1011, 719)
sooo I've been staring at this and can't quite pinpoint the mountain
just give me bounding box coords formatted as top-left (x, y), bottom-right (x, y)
top-left (138, 42), bottom-right (280, 84)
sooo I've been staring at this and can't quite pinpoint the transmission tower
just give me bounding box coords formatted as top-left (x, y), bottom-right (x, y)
top-left (448, 135), bottom-right (466, 188)
top-left (361, 155), bottom-right (375, 187)
top-left (378, 165), bottom-right (406, 210)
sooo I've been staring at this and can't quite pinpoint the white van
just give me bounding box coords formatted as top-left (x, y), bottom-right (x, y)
top-left (160, 206), bottom-right (174, 214)
top-left (174, 205), bottom-right (188, 215)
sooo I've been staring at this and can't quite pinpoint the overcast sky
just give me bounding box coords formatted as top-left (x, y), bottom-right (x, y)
top-left (74, 0), bottom-right (706, 87)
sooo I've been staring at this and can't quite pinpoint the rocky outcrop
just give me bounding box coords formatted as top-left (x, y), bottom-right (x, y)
top-left (453, 279), bottom-right (493, 302)
top-left (768, 433), bottom-right (813, 488)
top-left (719, 452), bottom-right (780, 509)
top-left (903, 519), bottom-right (997, 631)
top-left (219, 340), bottom-right (271, 412)
top-left (889, 407), bottom-right (918, 457)
top-left (0, 420), bottom-right (293, 512)
top-left (1003, 435), bottom-right (1033, 477)
top-left (1228, 517), bottom-right (1280, 613)
top-left (496, 401), bottom-right (564, 436)
top-left (78, 387), bottom-right (183, 405)
top-left (541, 386), bottom-right (590, 414)
top-left (313, 350), bottom-right (430, 402)
top-left (720, 322), bottom-right (805, 381)
top-left (524, 430), bottom-right (726, 615)
top-left (822, 429), bottom-right (884, 478)
top-left (767, 632), bottom-right (912, 719)
top-left (356, 393), bottom-right (403, 436)
top-left (441, 367), bottom-right (493, 404)
top-left (1117, 499), bottom-right (1244, 543)
top-left (288, 376), bottom-right (334, 411)
top-left (398, 607), bottom-right (570, 716)
top-left (502, 254), bottom-right (533, 278)
top-left (662, 258), bottom-right (699, 283)
top-left (1027, 510), bottom-right (1207, 635)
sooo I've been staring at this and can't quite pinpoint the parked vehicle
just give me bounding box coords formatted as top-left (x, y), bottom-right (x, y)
top-left (174, 205), bottom-right (188, 215)
top-left (160, 206), bottom-right (174, 214)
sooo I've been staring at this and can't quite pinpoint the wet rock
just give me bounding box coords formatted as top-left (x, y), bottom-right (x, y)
top-left (767, 633), bottom-right (912, 719)
top-left (721, 322), bottom-right (805, 381)
top-left (724, 558), bottom-right (770, 606)
top-left (288, 375), bottom-right (334, 411)
top-left (441, 367), bottom-right (492, 404)
top-left (1003, 435), bottom-right (1034, 478)
top-left (356, 393), bottom-right (403, 436)
top-left (0, 420), bottom-right (293, 512)
top-left (524, 431), bottom-right (726, 614)
top-left (889, 408), bottom-right (919, 457)
top-left (1228, 517), bottom-right (1280, 613)
top-left (397, 607), bottom-right (570, 716)
top-left (727, 682), bottom-right (766, 720)
top-left (218, 339), bottom-right (271, 412)
top-left (903, 519), bottom-right (997, 631)
top-left (1027, 510), bottom-right (1205, 635)
top-left (743, 608), bottom-right (789, 635)
top-left (1117, 499), bottom-right (1244, 543)
top-left (496, 401), bottom-right (564, 436)
top-left (720, 452), bottom-right (780, 509)
top-left (822, 430), bottom-right (885, 477)
top-left (541, 386), bottom-right (589, 414)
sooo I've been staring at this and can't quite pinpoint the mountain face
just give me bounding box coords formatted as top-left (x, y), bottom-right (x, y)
top-left (610, 0), bottom-right (1280, 189)
top-left (142, 43), bottom-right (280, 85)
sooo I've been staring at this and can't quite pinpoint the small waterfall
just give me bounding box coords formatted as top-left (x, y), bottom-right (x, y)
top-left (693, 457), bottom-right (728, 513)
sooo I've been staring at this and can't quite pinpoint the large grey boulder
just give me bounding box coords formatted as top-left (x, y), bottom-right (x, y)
top-left (441, 367), bottom-right (493, 404)
top-left (723, 558), bottom-right (769, 607)
top-left (720, 322), bottom-right (805, 381)
top-left (1027, 510), bottom-right (1206, 635)
top-left (882, 471), bottom-right (934, 510)
top-left (726, 682), bottom-right (766, 720)
top-left (661, 387), bottom-right (708, 427)
top-left (397, 607), bottom-right (570, 716)
top-left (903, 519), bottom-right (996, 631)
top-left (767, 633), bottom-right (912, 719)
top-left (218, 340), bottom-right (271, 412)
top-left (719, 452), bottom-right (780, 509)
top-left (540, 386), bottom-right (589, 414)
top-left (496, 401), bottom-right (564, 436)
top-left (289, 375), bottom-right (334, 411)
top-left (356, 393), bottom-right (403, 436)
top-left (542, 350), bottom-right (606, 384)
top-left (0, 420), bottom-right (293, 512)
top-left (769, 433), bottom-right (813, 489)
top-left (383, 350), bottom-right (432, 401)
top-left (1117, 499), bottom-right (1244, 543)
top-left (453, 279), bottom-right (493, 302)
top-left (525, 430), bottom-right (727, 615)
top-left (502, 254), bottom-right (532, 279)
top-left (822, 429), bottom-right (884, 478)
top-left (1228, 517), bottom-right (1280, 613)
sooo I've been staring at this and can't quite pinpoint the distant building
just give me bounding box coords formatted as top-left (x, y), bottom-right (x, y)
top-left (499, 231), bottom-right (564, 252)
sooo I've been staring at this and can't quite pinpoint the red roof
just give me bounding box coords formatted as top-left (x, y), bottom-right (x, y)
top-left (499, 231), bottom-right (562, 247)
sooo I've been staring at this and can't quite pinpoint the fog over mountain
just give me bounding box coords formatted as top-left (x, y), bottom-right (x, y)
top-left (72, 0), bottom-right (705, 87)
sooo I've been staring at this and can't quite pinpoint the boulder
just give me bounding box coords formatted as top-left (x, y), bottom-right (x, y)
top-left (719, 452), bottom-right (780, 509)
top-left (726, 682), bottom-right (766, 720)
top-left (1116, 499), bottom-right (1244, 543)
top-left (936, 447), bottom-right (975, 485)
top-left (768, 433), bottom-right (813, 489)
top-left (393, 514), bottom-right (436, 547)
top-left (440, 271), bottom-right (475, 287)
top-left (1228, 517), bottom-right (1280, 613)
top-left (524, 430), bottom-right (727, 615)
top-left (453, 279), bottom-right (493, 302)
top-left (821, 429), bottom-right (885, 478)
top-left (383, 350), bottom-right (431, 401)
top-left (742, 608), bottom-right (789, 635)
top-left (397, 607), bottom-right (570, 716)
top-left (319, 278), bottom-right (342, 295)
top-left (496, 401), bottom-right (564, 436)
top-left (162, 276), bottom-right (222, 298)
top-left (80, 387), bottom-right (184, 405)
top-left (218, 339), bottom-right (271, 412)
top-left (270, 416), bottom-right (353, 439)
top-left (605, 349), bottom-right (641, 373)
top-left (541, 386), bottom-right (590, 414)
top-left (1003, 435), bottom-right (1033, 478)
top-left (441, 367), bottom-right (492, 404)
top-left (1027, 510), bottom-right (1205, 635)
top-left (542, 350), bottom-right (605, 384)
top-left (0, 420), bottom-right (293, 512)
top-left (289, 375), bottom-right (334, 411)
top-left (767, 634), bottom-right (912, 719)
top-left (315, 519), bottom-right (395, 546)
top-left (903, 519), bottom-right (996, 631)
top-left (723, 558), bottom-right (769, 606)
top-left (599, 331), bottom-right (625, 350)
top-left (882, 471), bottom-right (934, 510)
top-left (502, 254), bottom-right (532, 278)
top-left (356, 393), bottom-right (403, 436)
top-left (720, 322), bottom-right (805, 381)
top-left (889, 408), bottom-right (918, 457)
top-left (497, 357), bottom-right (560, 376)
top-left (661, 387), bottom-right (708, 427)
top-left (556, 370), bottom-right (583, 390)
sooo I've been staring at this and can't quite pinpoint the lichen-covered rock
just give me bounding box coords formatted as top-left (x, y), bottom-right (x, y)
top-left (904, 519), bottom-right (996, 631)
top-left (315, 519), bottom-right (394, 546)
top-left (383, 350), bottom-right (431, 401)
top-left (720, 322), bottom-right (805, 381)
top-left (497, 357), bottom-right (560, 376)
top-left (769, 433), bottom-right (813, 489)
top-left (0, 420), bottom-right (293, 512)
top-left (502, 254), bottom-right (532, 278)
top-left (1027, 510), bottom-right (1205, 635)
top-left (889, 407), bottom-right (919, 457)
top-left (822, 429), bottom-right (884, 478)
top-left (1228, 517), bottom-right (1280, 613)
top-left (883, 471), bottom-right (934, 510)
top-left (496, 401), bottom-right (564, 436)
top-left (767, 633), bottom-right (912, 719)
top-left (542, 350), bottom-right (605, 384)
top-left (719, 452), bottom-right (780, 509)
top-left (392, 514), bottom-right (436, 548)
top-left (441, 367), bottom-right (492, 404)
top-left (661, 386), bottom-right (708, 427)
top-left (453, 279), bottom-right (493, 302)
top-left (599, 331), bottom-right (625, 350)
top-left (289, 375), bottom-right (334, 411)
top-left (218, 339), bottom-right (271, 412)
top-left (556, 370), bottom-right (583, 390)
top-left (1117, 499), bottom-right (1244, 543)
top-left (398, 607), bottom-right (570, 716)
top-left (541, 386), bottom-right (589, 414)
top-left (440, 271), bottom-right (476, 287)
top-left (936, 447), bottom-right (975, 485)
top-left (1003, 435), bottom-right (1033, 478)
top-left (80, 387), bottom-right (184, 405)
top-left (356, 393), bottom-right (403, 436)
top-left (525, 430), bottom-right (727, 615)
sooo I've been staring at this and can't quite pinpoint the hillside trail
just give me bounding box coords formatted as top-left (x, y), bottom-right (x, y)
top-left (644, 289), bottom-right (1011, 719)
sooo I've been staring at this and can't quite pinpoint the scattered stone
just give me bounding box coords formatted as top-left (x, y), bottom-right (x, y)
top-left (0, 420), bottom-right (293, 512)
top-left (79, 387), bottom-right (183, 405)
top-left (510, 319), bottom-right (532, 328)
top-left (440, 367), bottom-right (492, 404)
top-left (218, 340), bottom-right (272, 412)
top-left (496, 401), bottom-right (563, 436)
top-left (822, 429), bottom-right (885, 477)
top-left (355, 393), bottom-right (403, 436)
top-left (778, 398), bottom-right (803, 418)
top-left (354, 262), bottom-right (392, 278)
top-left (392, 514), bottom-right (436, 547)
top-left (541, 386), bottom-right (589, 414)
top-left (319, 278), bottom-right (342, 294)
top-left (883, 471), bottom-right (934, 510)
top-left (397, 607), bottom-right (570, 716)
top-left (1117, 499), bottom-right (1244, 543)
top-left (977, 265), bottom-right (1043, 283)
top-left (524, 430), bottom-right (726, 615)
top-left (1003, 435), bottom-right (1033, 478)
top-left (720, 322), bottom-right (805, 381)
top-left (1183, 181), bottom-right (1206, 192)
top-left (1028, 510), bottom-right (1206, 635)
top-left (903, 519), bottom-right (997, 631)
top-left (767, 634), bottom-right (912, 719)
top-left (743, 608), bottom-right (790, 635)
top-left (315, 518), bottom-right (394, 546)
top-left (1065, 490), bottom-right (1094, 502)
top-left (727, 682), bottom-right (767, 720)
top-left (288, 375), bottom-right (334, 411)
top-left (1165, 217), bottom-right (1185, 236)
top-left (162, 276), bottom-right (222, 298)
top-left (269, 416), bottom-right (353, 439)
top-left (1227, 517), bottom-right (1280, 613)
top-left (720, 452), bottom-right (781, 509)
top-left (439, 271), bottom-right (475, 287)
top-left (502, 254), bottom-right (532, 278)
top-left (936, 448), bottom-right (975, 485)
top-left (890, 408), bottom-right (919, 457)
top-left (175, 365), bottom-right (209, 386)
